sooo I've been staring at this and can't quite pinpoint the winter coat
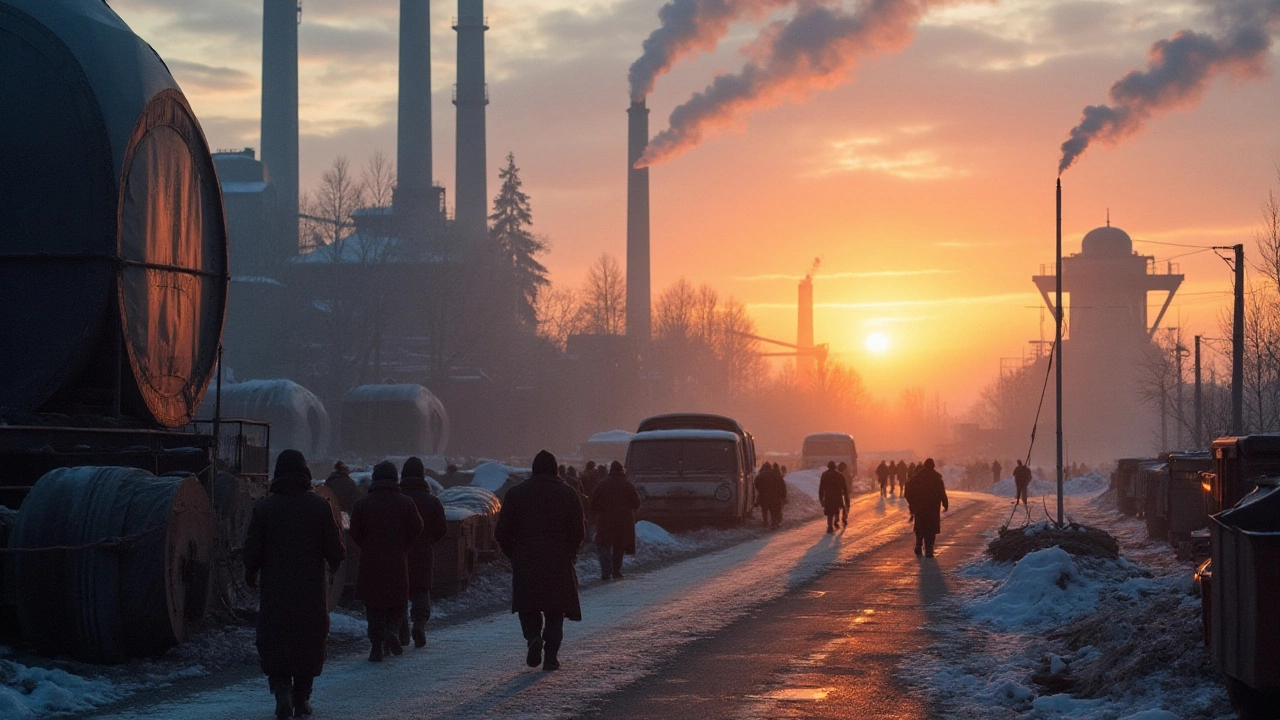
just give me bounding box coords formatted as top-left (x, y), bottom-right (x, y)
top-left (400, 477), bottom-right (448, 591)
top-left (876, 462), bottom-right (890, 485)
top-left (496, 474), bottom-right (586, 620)
top-left (324, 470), bottom-right (362, 513)
top-left (905, 467), bottom-right (948, 536)
top-left (591, 469), bottom-right (642, 553)
top-left (243, 473), bottom-right (345, 678)
top-left (1013, 464), bottom-right (1033, 488)
top-left (349, 479), bottom-right (424, 608)
top-left (756, 468), bottom-right (786, 506)
top-left (818, 469), bottom-right (849, 513)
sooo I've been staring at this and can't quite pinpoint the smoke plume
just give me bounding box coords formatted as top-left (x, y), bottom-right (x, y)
top-left (1058, 1), bottom-right (1279, 174)
top-left (638, 0), bottom-right (935, 167)
top-left (628, 0), bottom-right (791, 102)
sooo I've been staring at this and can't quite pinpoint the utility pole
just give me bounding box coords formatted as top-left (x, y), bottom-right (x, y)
top-left (1055, 179), bottom-right (1064, 526)
top-left (1175, 332), bottom-right (1186, 449)
top-left (1194, 335), bottom-right (1202, 448)
top-left (1232, 243), bottom-right (1244, 435)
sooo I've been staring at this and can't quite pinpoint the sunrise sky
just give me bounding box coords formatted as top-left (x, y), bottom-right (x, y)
top-left (112, 0), bottom-right (1280, 413)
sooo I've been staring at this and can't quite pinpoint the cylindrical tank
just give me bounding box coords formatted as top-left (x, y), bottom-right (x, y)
top-left (196, 379), bottom-right (331, 461)
top-left (9, 466), bottom-right (214, 663)
top-left (341, 384), bottom-right (449, 458)
top-left (0, 0), bottom-right (228, 428)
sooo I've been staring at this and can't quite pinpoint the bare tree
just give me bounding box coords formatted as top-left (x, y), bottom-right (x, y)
top-left (535, 284), bottom-right (586, 350)
top-left (654, 277), bottom-right (698, 342)
top-left (581, 254), bottom-right (626, 335)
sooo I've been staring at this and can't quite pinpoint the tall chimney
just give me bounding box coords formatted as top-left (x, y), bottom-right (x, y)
top-left (396, 0), bottom-right (433, 237)
top-left (453, 0), bottom-right (488, 246)
top-left (798, 275), bottom-right (815, 384)
top-left (626, 100), bottom-right (651, 343)
top-left (261, 0), bottom-right (299, 255)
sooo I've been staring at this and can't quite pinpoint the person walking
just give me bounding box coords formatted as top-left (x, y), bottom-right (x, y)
top-left (590, 461), bottom-right (641, 580)
top-left (324, 460), bottom-right (361, 514)
top-left (904, 458), bottom-right (948, 558)
top-left (837, 462), bottom-right (852, 526)
top-left (991, 459), bottom-right (1003, 486)
top-left (1013, 460), bottom-right (1033, 506)
top-left (397, 457), bottom-right (448, 649)
top-left (756, 463), bottom-right (786, 529)
top-left (876, 461), bottom-right (890, 499)
top-left (243, 449), bottom-right (346, 719)
top-left (496, 450), bottom-right (586, 671)
top-left (349, 461), bottom-right (423, 662)
top-left (818, 461), bottom-right (849, 534)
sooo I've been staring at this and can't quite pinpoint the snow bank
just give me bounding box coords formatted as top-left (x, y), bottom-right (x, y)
top-left (986, 471), bottom-right (1108, 499)
top-left (967, 547), bottom-right (1098, 629)
top-left (0, 658), bottom-right (126, 719)
top-left (940, 464), bottom-right (966, 490)
top-left (635, 521), bottom-right (686, 551)
top-left (328, 611), bottom-right (366, 637)
top-left (785, 469), bottom-right (822, 500)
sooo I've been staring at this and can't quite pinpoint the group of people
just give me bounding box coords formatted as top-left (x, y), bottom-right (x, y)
top-left (753, 462), bottom-right (789, 529)
top-left (244, 452), bottom-right (449, 718)
top-left (873, 459), bottom-right (915, 498)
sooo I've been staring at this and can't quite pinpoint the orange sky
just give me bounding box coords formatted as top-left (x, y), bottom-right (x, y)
top-left (114, 0), bottom-right (1280, 413)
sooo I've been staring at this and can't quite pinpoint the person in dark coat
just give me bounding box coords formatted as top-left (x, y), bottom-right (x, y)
top-left (590, 461), bottom-right (641, 580)
top-left (397, 457), bottom-right (448, 649)
top-left (991, 459), bottom-right (1003, 486)
top-left (755, 464), bottom-right (786, 529)
top-left (876, 460), bottom-right (890, 498)
top-left (244, 449), bottom-right (345, 719)
top-left (1013, 460), bottom-right (1032, 506)
top-left (324, 460), bottom-right (361, 514)
top-left (904, 458), bottom-right (948, 558)
top-left (580, 461), bottom-right (600, 498)
top-left (818, 461), bottom-right (849, 534)
top-left (349, 460), bottom-right (423, 661)
top-left (495, 450), bottom-right (586, 671)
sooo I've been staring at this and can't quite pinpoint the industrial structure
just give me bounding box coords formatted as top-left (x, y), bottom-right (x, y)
top-left (1031, 222), bottom-right (1183, 461)
top-left (453, 0), bottom-right (489, 246)
top-left (260, 0), bottom-right (299, 255)
top-left (626, 100), bottom-right (652, 344)
top-left (395, 0), bottom-right (444, 237)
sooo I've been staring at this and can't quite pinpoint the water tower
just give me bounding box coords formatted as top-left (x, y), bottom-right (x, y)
top-left (1032, 223), bottom-right (1183, 460)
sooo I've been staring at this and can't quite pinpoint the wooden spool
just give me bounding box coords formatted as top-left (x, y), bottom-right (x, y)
top-left (310, 484), bottom-right (347, 612)
top-left (11, 467), bottom-right (213, 663)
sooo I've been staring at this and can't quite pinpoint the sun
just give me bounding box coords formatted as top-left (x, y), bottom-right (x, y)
top-left (866, 332), bottom-right (890, 354)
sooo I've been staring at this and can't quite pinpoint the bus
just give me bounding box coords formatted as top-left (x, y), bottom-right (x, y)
top-left (627, 414), bottom-right (757, 525)
top-left (800, 432), bottom-right (858, 474)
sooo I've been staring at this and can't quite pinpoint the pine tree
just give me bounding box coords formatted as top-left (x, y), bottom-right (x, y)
top-left (489, 152), bottom-right (549, 329)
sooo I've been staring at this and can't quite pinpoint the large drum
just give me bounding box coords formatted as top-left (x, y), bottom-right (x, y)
top-left (0, 0), bottom-right (227, 427)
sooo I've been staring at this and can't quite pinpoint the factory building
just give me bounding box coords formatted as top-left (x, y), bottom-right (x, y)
top-left (1032, 223), bottom-right (1183, 461)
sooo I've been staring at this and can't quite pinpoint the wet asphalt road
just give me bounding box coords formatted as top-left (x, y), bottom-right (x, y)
top-left (583, 495), bottom-right (1002, 720)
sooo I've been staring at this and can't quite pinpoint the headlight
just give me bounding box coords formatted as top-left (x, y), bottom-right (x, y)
top-left (715, 484), bottom-right (733, 502)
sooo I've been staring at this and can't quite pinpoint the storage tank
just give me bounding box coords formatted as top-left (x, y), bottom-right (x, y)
top-left (195, 379), bottom-right (330, 461)
top-left (341, 384), bottom-right (449, 458)
top-left (0, 0), bottom-right (228, 428)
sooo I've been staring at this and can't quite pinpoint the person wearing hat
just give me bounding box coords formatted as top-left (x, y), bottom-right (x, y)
top-left (397, 457), bottom-right (448, 648)
top-left (495, 450), bottom-right (586, 671)
top-left (324, 460), bottom-right (361, 514)
top-left (350, 460), bottom-right (423, 661)
top-left (590, 461), bottom-right (642, 580)
top-left (243, 449), bottom-right (346, 719)
top-left (904, 458), bottom-right (948, 558)
top-left (818, 461), bottom-right (849, 534)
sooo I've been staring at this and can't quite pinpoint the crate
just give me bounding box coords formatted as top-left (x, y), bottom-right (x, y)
top-left (431, 514), bottom-right (478, 598)
top-left (1209, 483), bottom-right (1280, 690)
top-left (1142, 463), bottom-right (1169, 539)
top-left (1167, 453), bottom-right (1212, 542)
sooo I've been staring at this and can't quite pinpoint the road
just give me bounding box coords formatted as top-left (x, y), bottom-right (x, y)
top-left (98, 491), bottom-right (1006, 720)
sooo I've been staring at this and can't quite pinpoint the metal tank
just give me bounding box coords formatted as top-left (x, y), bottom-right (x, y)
top-left (0, 0), bottom-right (228, 428)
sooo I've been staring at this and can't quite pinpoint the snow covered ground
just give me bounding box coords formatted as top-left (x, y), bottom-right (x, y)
top-left (903, 488), bottom-right (1231, 719)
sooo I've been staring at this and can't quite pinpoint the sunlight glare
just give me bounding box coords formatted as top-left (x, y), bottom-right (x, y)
top-left (866, 332), bottom-right (890, 354)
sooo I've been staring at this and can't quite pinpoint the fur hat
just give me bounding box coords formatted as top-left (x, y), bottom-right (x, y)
top-left (372, 460), bottom-right (399, 484)
top-left (924, 458), bottom-right (936, 469)
top-left (274, 449), bottom-right (311, 480)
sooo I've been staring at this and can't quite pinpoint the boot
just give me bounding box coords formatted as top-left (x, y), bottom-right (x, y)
top-left (543, 644), bottom-right (560, 672)
top-left (398, 616), bottom-right (411, 648)
top-left (526, 638), bottom-right (543, 668)
top-left (270, 677), bottom-right (294, 719)
top-left (291, 676), bottom-right (313, 718)
top-left (368, 639), bottom-right (384, 662)
top-left (385, 635), bottom-right (403, 656)
top-left (412, 621), bottom-right (427, 649)
top-left (913, 542), bottom-right (923, 557)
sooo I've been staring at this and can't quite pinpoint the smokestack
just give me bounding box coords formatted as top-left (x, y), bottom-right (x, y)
top-left (626, 100), bottom-right (651, 343)
top-left (453, 0), bottom-right (488, 246)
top-left (261, 0), bottom-right (299, 254)
top-left (396, 0), bottom-right (433, 235)
top-left (798, 275), bottom-right (815, 385)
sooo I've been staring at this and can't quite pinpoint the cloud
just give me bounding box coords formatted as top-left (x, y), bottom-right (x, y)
top-left (166, 60), bottom-right (256, 92)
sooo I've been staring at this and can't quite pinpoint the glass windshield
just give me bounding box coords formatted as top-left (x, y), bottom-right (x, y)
top-left (804, 438), bottom-right (853, 456)
top-left (628, 440), bottom-right (738, 475)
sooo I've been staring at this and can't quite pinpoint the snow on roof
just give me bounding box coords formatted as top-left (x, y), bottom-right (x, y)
top-left (438, 486), bottom-right (501, 516)
top-left (803, 432), bottom-right (855, 441)
top-left (220, 181), bottom-right (269, 194)
top-left (587, 430), bottom-right (634, 443)
top-left (631, 429), bottom-right (739, 442)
